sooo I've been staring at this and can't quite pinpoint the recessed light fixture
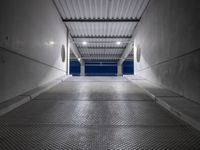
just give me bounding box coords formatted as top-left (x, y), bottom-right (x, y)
top-left (82, 41), bottom-right (87, 45)
top-left (116, 41), bottom-right (121, 45)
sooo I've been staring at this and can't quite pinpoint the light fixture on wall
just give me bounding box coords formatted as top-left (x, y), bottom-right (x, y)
top-left (116, 41), bottom-right (121, 45)
top-left (49, 41), bottom-right (55, 45)
top-left (82, 41), bottom-right (87, 45)
top-left (78, 58), bottom-right (81, 61)
top-left (61, 45), bottom-right (65, 62)
top-left (136, 46), bottom-right (141, 63)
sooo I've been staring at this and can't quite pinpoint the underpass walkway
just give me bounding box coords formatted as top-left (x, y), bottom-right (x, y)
top-left (0, 77), bottom-right (200, 149)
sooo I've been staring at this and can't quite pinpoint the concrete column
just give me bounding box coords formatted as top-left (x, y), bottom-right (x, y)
top-left (66, 29), bottom-right (70, 75)
top-left (80, 61), bottom-right (85, 76)
top-left (117, 64), bottom-right (123, 76)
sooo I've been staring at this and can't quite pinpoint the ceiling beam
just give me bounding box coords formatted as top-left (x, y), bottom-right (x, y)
top-left (63, 18), bottom-right (140, 23)
top-left (72, 35), bottom-right (132, 39)
top-left (78, 47), bottom-right (126, 49)
top-left (82, 57), bottom-right (120, 60)
top-left (86, 64), bottom-right (117, 67)
top-left (69, 34), bottom-right (85, 64)
top-left (118, 37), bottom-right (134, 65)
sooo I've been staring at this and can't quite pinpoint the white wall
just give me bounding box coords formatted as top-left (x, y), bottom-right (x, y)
top-left (134, 0), bottom-right (200, 103)
top-left (0, 0), bottom-right (67, 103)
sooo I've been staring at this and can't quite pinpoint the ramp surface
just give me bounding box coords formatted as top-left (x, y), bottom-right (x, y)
top-left (0, 77), bottom-right (200, 149)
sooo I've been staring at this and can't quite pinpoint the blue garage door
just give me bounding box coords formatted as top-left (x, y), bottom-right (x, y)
top-left (123, 60), bottom-right (134, 75)
top-left (85, 62), bottom-right (117, 76)
top-left (70, 60), bottom-right (80, 76)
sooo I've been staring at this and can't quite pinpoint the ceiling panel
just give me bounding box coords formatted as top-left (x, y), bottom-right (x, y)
top-left (53, 0), bottom-right (149, 61)
top-left (55, 0), bottom-right (149, 20)
top-left (66, 22), bottom-right (137, 37)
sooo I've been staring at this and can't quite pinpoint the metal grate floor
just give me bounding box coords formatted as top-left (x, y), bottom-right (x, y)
top-left (64, 76), bottom-right (128, 82)
top-left (0, 101), bottom-right (181, 126)
top-left (36, 81), bottom-right (152, 101)
top-left (1, 126), bottom-right (200, 150)
top-left (0, 77), bottom-right (200, 149)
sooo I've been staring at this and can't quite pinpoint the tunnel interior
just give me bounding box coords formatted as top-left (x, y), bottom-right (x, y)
top-left (0, 0), bottom-right (200, 149)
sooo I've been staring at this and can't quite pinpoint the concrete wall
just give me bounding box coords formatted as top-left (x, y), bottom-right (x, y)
top-left (0, 0), bottom-right (67, 103)
top-left (134, 0), bottom-right (200, 103)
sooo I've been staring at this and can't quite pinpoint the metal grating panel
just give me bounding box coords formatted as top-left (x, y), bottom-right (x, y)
top-left (34, 81), bottom-right (152, 101)
top-left (1, 77), bottom-right (200, 149)
top-left (64, 76), bottom-right (128, 81)
top-left (0, 101), bottom-right (181, 126)
top-left (1, 126), bottom-right (200, 150)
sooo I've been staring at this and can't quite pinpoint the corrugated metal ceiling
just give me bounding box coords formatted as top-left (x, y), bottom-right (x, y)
top-left (54, 0), bottom-right (149, 61)
top-left (66, 22), bottom-right (137, 37)
top-left (54, 0), bottom-right (149, 19)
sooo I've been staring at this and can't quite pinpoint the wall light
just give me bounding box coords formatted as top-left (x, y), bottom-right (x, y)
top-left (116, 41), bottom-right (121, 45)
top-left (82, 41), bottom-right (87, 45)
top-left (78, 58), bottom-right (81, 61)
top-left (49, 41), bottom-right (55, 45)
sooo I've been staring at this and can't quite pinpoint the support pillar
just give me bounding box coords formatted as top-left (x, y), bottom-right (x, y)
top-left (80, 61), bottom-right (85, 76)
top-left (117, 64), bottom-right (123, 76)
top-left (66, 29), bottom-right (70, 75)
